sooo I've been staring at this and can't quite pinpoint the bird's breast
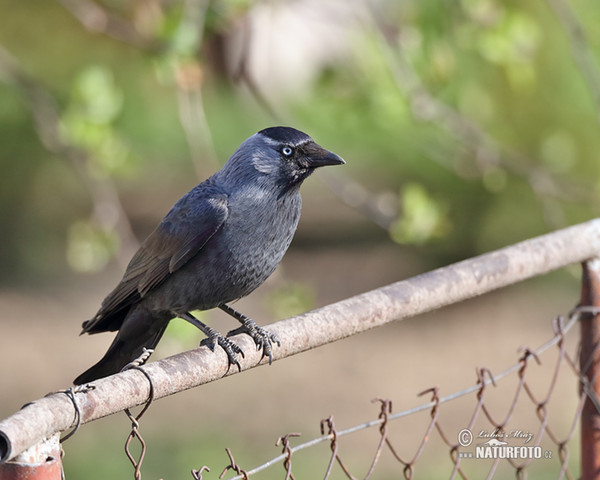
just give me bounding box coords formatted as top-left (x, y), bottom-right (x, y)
top-left (223, 191), bottom-right (302, 277)
top-left (155, 191), bottom-right (302, 312)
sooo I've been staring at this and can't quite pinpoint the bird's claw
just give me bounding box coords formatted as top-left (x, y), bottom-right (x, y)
top-left (200, 333), bottom-right (244, 372)
top-left (227, 324), bottom-right (280, 365)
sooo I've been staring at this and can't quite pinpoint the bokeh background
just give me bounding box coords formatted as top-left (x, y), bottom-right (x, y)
top-left (0, 0), bottom-right (599, 478)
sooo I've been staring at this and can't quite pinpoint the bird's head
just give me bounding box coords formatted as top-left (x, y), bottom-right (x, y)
top-left (221, 126), bottom-right (345, 192)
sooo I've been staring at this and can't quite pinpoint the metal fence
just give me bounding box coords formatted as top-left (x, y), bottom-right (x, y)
top-left (207, 309), bottom-right (586, 479)
top-left (0, 219), bottom-right (599, 479)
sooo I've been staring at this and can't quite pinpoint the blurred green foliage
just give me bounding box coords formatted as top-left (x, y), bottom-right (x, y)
top-left (0, 0), bottom-right (598, 285)
top-left (390, 183), bottom-right (450, 244)
top-left (60, 66), bottom-right (134, 178)
top-left (264, 281), bottom-right (316, 320)
top-left (66, 219), bottom-right (120, 272)
top-left (0, 2), bottom-right (595, 478)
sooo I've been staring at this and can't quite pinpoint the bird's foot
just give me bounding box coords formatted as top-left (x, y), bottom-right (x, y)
top-left (227, 322), bottom-right (281, 365)
top-left (219, 304), bottom-right (281, 364)
top-left (178, 311), bottom-right (244, 372)
top-left (200, 329), bottom-right (245, 372)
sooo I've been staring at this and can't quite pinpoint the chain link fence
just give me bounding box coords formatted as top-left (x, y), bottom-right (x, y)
top-left (178, 308), bottom-right (589, 479)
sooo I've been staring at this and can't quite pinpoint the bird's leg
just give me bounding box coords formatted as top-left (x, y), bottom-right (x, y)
top-left (178, 312), bottom-right (244, 371)
top-left (220, 304), bottom-right (281, 365)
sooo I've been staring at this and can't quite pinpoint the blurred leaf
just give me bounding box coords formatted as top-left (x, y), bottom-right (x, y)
top-left (171, 21), bottom-right (201, 59)
top-left (476, 10), bottom-right (541, 90)
top-left (159, 312), bottom-right (208, 353)
top-left (460, 0), bottom-right (503, 25)
top-left (430, 40), bottom-right (456, 82)
top-left (540, 131), bottom-right (576, 174)
top-left (265, 282), bottom-right (315, 320)
top-left (390, 183), bottom-right (451, 245)
top-left (458, 82), bottom-right (495, 123)
top-left (72, 66), bottom-right (123, 124)
top-left (59, 65), bottom-right (136, 177)
top-left (482, 166), bottom-right (508, 193)
top-left (66, 220), bottom-right (119, 273)
top-left (478, 12), bottom-right (541, 64)
top-left (1, 0), bottom-right (599, 282)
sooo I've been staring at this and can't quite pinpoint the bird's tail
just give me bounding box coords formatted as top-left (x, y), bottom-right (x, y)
top-left (74, 308), bottom-right (170, 385)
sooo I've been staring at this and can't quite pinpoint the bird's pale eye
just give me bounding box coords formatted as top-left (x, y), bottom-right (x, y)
top-left (281, 146), bottom-right (294, 157)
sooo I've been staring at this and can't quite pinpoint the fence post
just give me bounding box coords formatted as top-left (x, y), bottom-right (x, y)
top-left (0, 433), bottom-right (61, 480)
top-left (580, 258), bottom-right (600, 480)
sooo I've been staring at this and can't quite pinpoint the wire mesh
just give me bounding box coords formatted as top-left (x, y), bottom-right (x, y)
top-left (190, 308), bottom-right (593, 480)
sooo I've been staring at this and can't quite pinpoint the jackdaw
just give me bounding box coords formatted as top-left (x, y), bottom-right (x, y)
top-left (74, 126), bottom-right (344, 384)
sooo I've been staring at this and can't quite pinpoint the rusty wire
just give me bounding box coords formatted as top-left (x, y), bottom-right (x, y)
top-left (275, 433), bottom-right (301, 480)
top-left (121, 348), bottom-right (155, 480)
top-left (320, 416), bottom-right (357, 480)
top-left (220, 308), bottom-right (593, 479)
top-left (219, 448), bottom-right (249, 480)
top-left (363, 398), bottom-right (392, 479)
top-left (191, 466), bottom-right (210, 479)
top-left (44, 384), bottom-right (96, 443)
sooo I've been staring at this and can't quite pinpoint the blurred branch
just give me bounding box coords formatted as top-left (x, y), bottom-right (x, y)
top-left (172, 0), bottom-right (219, 174)
top-left (59, 0), bottom-right (402, 232)
top-left (57, 0), bottom-right (159, 50)
top-left (0, 45), bottom-right (139, 266)
top-left (227, 8), bottom-right (397, 232)
top-left (230, 16), bottom-right (284, 122)
top-left (59, 0), bottom-right (219, 175)
top-left (547, 0), bottom-right (600, 124)
top-left (319, 171), bottom-right (398, 230)
top-left (176, 82), bottom-right (219, 173)
top-left (367, 2), bottom-right (596, 228)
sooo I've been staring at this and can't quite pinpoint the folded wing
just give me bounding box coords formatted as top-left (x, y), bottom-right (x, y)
top-left (81, 193), bottom-right (229, 333)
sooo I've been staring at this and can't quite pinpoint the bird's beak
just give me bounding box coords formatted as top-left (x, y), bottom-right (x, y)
top-left (303, 143), bottom-right (346, 168)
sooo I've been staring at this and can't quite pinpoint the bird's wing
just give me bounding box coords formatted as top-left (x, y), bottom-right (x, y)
top-left (82, 193), bottom-right (229, 333)
top-left (125, 195), bottom-right (229, 295)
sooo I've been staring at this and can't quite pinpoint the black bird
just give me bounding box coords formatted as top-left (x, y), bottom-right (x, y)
top-left (74, 126), bottom-right (344, 384)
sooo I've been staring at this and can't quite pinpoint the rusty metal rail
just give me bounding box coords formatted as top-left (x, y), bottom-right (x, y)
top-left (580, 258), bottom-right (600, 478)
top-left (1, 218), bottom-right (600, 468)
